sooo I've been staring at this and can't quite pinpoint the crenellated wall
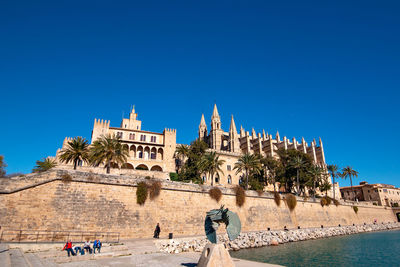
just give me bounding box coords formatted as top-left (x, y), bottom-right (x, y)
top-left (0, 170), bottom-right (398, 240)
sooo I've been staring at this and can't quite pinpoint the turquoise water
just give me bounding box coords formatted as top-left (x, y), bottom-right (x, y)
top-left (230, 230), bottom-right (400, 267)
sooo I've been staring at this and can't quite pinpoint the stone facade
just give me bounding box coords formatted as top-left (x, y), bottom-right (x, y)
top-left (340, 181), bottom-right (400, 206)
top-left (55, 106), bottom-right (176, 177)
top-left (198, 104), bottom-right (327, 187)
top-left (0, 170), bottom-right (397, 241)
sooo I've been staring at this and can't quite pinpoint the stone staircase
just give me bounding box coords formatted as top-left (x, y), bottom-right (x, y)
top-left (33, 243), bottom-right (131, 264)
top-left (0, 243), bottom-right (52, 267)
top-left (0, 239), bottom-right (160, 266)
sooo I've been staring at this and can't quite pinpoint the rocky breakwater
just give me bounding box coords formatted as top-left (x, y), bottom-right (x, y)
top-left (155, 222), bottom-right (400, 254)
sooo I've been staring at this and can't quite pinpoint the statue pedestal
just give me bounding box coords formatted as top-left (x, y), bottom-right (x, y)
top-left (197, 243), bottom-right (235, 267)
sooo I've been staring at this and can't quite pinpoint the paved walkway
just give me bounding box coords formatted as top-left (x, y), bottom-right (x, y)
top-left (4, 238), bottom-right (281, 266)
top-left (58, 251), bottom-right (281, 267)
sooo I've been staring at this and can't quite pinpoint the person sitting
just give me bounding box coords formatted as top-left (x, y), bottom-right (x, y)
top-left (63, 240), bottom-right (76, 257)
top-left (93, 239), bottom-right (102, 254)
top-left (84, 240), bottom-right (92, 254)
top-left (73, 245), bottom-right (83, 256)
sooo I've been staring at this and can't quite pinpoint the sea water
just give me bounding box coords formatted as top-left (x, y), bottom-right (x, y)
top-left (230, 230), bottom-right (400, 267)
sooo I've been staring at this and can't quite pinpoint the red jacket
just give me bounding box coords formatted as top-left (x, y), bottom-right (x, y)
top-left (63, 242), bottom-right (72, 250)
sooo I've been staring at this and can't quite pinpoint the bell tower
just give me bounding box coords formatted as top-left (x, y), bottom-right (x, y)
top-left (210, 104), bottom-right (223, 150)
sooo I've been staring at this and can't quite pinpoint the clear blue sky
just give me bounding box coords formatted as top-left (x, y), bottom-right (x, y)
top-left (1, 1), bottom-right (399, 187)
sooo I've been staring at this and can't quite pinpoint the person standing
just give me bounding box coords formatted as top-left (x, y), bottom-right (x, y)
top-left (153, 223), bottom-right (161, 239)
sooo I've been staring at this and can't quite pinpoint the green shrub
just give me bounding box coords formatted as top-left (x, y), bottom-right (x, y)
top-left (149, 181), bottom-right (162, 200)
top-left (353, 206), bottom-right (358, 214)
top-left (61, 174), bottom-right (72, 183)
top-left (209, 187), bottom-right (222, 202)
top-left (274, 192), bottom-right (281, 206)
top-left (373, 202), bottom-right (377, 206)
top-left (234, 186), bottom-right (246, 207)
top-left (169, 172), bottom-right (179, 181)
top-left (145, 176), bottom-right (151, 180)
top-left (249, 179), bottom-right (264, 191)
top-left (393, 203), bottom-right (399, 207)
top-left (136, 182), bottom-right (148, 205)
top-left (285, 194), bottom-right (297, 211)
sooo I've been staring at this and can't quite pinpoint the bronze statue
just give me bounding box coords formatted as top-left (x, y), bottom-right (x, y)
top-left (204, 205), bottom-right (241, 243)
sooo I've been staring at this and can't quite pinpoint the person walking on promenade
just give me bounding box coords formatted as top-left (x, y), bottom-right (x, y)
top-left (153, 223), bottom-right (161, 239)
top-left (63, 240), bottom-right (76, 257)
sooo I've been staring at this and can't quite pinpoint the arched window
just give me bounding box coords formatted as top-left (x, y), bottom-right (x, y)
top-left (227, 175), bottom-right (232, 184)
top-left (137, 146), bottom-right (143, 159)
top-left (129, 133), bottom-right (135, 140)
top-left (150, 147), bottom-right (157, 160)
top-left (215, 174), bottom-right (220, 184)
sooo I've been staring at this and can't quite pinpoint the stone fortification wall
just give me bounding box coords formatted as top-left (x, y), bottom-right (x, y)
top-left (0, 170), bottom-right (398, 240)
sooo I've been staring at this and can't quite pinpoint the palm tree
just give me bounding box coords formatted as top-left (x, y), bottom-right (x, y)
top-left (59, 137), bottom-right (90, 170)
top-left (89, 134), bottom-right (129, 174)
top-left (234, 153), bottom-right (261, 190)
top-left (319, 176), bottom-right (332, 197)
top-left (289, 156), bottom-right (307, 195)
top-left (261, 156), bottom-right (279, 192)
top-left (307, 165), bottom-right (324, 200)
top-left (341, 166), bottom-right (359, 201)
top-left (327, 164), bottom-right (340, 200)
top-left (32, 158), bottom-right (57, 173)
top-left (199, 152), bottom-right (225, 186)
top-left (175, 144), bottom-right (190, 173)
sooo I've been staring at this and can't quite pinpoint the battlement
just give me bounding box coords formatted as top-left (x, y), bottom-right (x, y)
top-left (94, 118), bottom-right (110, 128)
top-left (164, 128), bottom-right (176, 133)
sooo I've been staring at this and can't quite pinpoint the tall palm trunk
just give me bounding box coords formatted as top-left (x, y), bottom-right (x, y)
top-left (296, 169), bottom-right (300, 195)
top-left (245, 169), bottom-right (249, 190)
top-left (211, 173), bottom-right (214, 186)
top-left (106, 160), bottom-right (111, 174)
top-left (73, 159), bottom-right (78, 170)
top-left (332, 176), bottom-right (336, 199)
top-left (350, 176), bottom-right (355, 201)
top-left (313, 179), bottom-right (316, 201)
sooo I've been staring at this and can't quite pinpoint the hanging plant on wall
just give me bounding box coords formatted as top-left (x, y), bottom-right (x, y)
top-left (209, 187), bottom-right (222, 202)
top-left (234, 186), bottom-right (246, 207)
top-left (353, 206), bottom-right (358, 214)
top-left (274, 192), bottom-right (281, 206)
top-left (136, 182), bottom-right (148, 205)
top-left (285, 194), bottom-right (297, 211)
top-left (149, 181), bottom-right (162, 200)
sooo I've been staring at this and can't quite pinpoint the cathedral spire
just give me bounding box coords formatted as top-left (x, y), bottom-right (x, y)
top-left (276, 131), bottom-right (281, 142)
top-left (229, 115), bottom-right (237, 134)
top-left (198, 113), bottom-right (207, 140)
top-left (200, 113), bottom-right (206, 127)
top-left (211, 103), bottom-right (220, 119)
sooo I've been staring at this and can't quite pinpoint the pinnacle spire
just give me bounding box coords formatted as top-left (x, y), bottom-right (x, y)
top-left (229, 115), bottom-right (237, 134)
top-left (276, 131), bottom-right (281, 142)
top-left (200, 114), bottom-right (206, 126)
top-left (212, 103), bottom-right (220, 119)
